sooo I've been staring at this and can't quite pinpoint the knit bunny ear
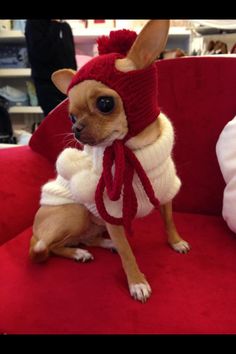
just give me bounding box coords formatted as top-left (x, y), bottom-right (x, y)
top-left (97, 29), bottom-right (137, 56)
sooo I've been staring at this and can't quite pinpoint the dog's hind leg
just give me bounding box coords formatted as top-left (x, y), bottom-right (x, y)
top-left (160, 201), bottom-right (190, 254)
top-left (30, 204), bottom-right (92, 262)
top-left (79, 220), bottom-right (117, 252)
top-left (83, 236), bottom-right (117, 252)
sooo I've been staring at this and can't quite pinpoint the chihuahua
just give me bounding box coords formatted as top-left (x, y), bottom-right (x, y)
top-left (30, 20), bottom-right (190, 303)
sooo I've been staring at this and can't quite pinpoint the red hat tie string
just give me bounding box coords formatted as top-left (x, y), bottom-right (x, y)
top-left (95, 140), bottom-right (160, 235)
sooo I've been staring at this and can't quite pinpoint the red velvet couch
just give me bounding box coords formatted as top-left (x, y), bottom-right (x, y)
top-left (1, 56), bottom-right (236, 334)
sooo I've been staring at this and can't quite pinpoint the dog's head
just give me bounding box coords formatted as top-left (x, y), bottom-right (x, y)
top-left (52, 20), bottom-right (169, 147)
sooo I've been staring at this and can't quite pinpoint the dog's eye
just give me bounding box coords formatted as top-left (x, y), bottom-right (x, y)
top-left (69, 114), bottom-right (77, 124)
top-left (96, 96), bottom-right (115, 114)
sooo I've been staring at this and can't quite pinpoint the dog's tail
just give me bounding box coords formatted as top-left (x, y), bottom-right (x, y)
top-left (29, 236), bottom-right (50, 263)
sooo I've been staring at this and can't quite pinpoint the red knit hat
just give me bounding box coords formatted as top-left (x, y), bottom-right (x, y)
top-left (67, 30), bottom-right (160, 234)
top-left (68, 32), bottom-right (160, 139)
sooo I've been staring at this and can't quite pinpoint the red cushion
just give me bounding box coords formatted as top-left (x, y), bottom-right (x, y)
top-left (0, 211), bottom-right (235, 334)
top-left (157, 57), bottom-right (236, 215)
top-left (0, 146), bottom-right (55, 245)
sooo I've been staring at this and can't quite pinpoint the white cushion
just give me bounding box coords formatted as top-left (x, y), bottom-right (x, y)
top-left (216, 116), bottom-right (236, 233)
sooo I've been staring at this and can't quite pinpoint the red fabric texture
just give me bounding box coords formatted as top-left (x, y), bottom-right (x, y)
top-left (97, 29), bottom-right (137, 56)
top-left (157, 57), bottom-right (236, 215)
top-left (0, 212), bottom-right (235, 334)
top-left (0, 146), bottom-right (55, 245)
top-left (2, 56), bottom-right (236, 334)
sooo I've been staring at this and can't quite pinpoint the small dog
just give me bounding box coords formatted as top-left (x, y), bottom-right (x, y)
top-left (30, 20), bottom-right (190, 303)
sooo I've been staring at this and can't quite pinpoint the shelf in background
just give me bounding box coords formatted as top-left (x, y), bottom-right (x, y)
top-left (0, 30), bottom-right (25, 42)
top-left (0, 68), bottom-right (31, 77)
top-left (169, 27), bottom-right (191, 35)
top-left (73, 28), bottom-right (111, 44)
top-left (74, 27), bottom-right (191, 44)
top-left (195, 32), bottom-right (236, 39)
top-left (9, 106), bottom-right (43, 114)
top-left (0, 27), bottom-right (191, 45)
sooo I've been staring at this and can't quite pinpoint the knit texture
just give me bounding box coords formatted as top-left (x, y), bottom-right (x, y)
top-left (40, 175), bottom-right (74, 206)
top-left (97, 29), bottom-right (137, 56)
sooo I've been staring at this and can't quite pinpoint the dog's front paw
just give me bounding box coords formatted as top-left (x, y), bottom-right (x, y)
top-left (129, 281), bottom-right (152, 303)
top-left (73, 249), bottom-right (94, 262)
top-left (56, 148), bottom-right (91, 180)
top-left (170, 240), bottom-right (190, 254)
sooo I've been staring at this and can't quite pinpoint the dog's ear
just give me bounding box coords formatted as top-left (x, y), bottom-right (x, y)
top-left (51, 69), bottom-right (76, 94)
top-left (116, 20), bottom-right (170, 71)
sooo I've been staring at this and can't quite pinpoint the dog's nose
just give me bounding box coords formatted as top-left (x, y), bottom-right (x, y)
top-left (75, 123), bottom-right (85, 133)
top-left (73, 123), bottom-right (85, 139)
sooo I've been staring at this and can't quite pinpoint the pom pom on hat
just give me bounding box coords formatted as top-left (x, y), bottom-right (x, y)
top-left (97, 29), bottom-right (137, 55)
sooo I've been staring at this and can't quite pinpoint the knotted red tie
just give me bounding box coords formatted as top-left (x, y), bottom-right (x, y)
top-left (95, 140), bottom-right (160, 235)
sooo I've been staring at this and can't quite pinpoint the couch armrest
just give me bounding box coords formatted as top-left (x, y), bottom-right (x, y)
top-left (0, 146), bottom-right (55, 245)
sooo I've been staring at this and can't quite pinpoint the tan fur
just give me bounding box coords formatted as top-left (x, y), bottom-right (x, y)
top-left (126, 116), bottom-right (162, 150)
top-left (51, 69), bottom-right (76, 94)
top-left (119, 20), bottom-right (170, 70)
top-left (115, 57), bottom-right (136, 72)
top-left (30, 204), bottom-right (109, 262)
top-left (31, 20), bottom-right (190, 303)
